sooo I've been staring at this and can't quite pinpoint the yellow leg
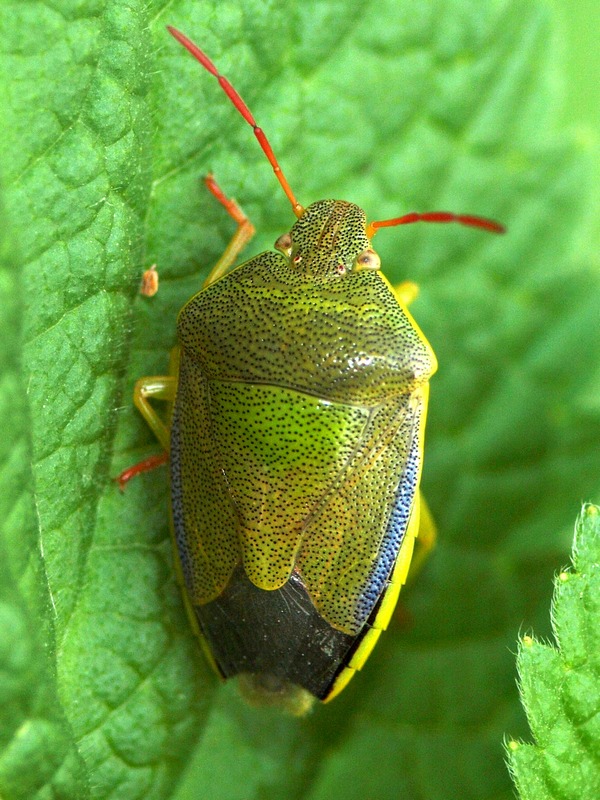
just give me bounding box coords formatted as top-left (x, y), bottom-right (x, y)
top-left (117, 350), bottom-right (181, 490)
top-left (407, 491), bottom-right (437, 582)
top-left (203, 175), bottom-right (255, 288)
top-left (133, 375), bottom-right (177, 451)
top-left (117, 371), bottom-right (177, 489)
top-left (393, 280), bottom-right (420, 307)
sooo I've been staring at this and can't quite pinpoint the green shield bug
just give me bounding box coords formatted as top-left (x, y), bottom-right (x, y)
top-left (120, 27), bottom-right (504, 715)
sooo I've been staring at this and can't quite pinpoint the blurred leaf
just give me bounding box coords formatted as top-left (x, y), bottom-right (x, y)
top-left (0, 0), bottom-right (598, 799)
top-left (508, 505), bottom-right (600, 800)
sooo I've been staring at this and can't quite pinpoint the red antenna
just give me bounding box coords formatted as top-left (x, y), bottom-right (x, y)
top-left (167, 26), bottom-right (304, 218)
top-left (366, 210), bottom-right (505, 238)
top-left (168, 27), bottom-right (505, 237)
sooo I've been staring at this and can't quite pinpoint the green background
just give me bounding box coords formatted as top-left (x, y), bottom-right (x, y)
top-left (0, 1), bottom-right (598, 799)
top-left (554, 0), bottom-right (600, 135)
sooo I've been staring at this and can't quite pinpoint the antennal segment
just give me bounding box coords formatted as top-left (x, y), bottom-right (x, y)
top-left (366, 211), bottom-right (505, 238)
top-left (167, 26), bottom-right (304, 218)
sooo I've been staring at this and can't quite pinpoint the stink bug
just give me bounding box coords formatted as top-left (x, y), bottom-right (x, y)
top-left (120, 27), bottom-right (504, 715)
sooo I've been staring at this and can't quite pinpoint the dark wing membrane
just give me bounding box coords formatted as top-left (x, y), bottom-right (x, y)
top-left (194, 566), bottom-right (356, 700)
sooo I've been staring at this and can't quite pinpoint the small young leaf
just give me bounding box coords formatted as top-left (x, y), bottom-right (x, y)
top-left (508, 505), bottom-right (600, 800)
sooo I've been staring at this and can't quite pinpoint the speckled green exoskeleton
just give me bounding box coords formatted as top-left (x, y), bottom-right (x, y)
top-left (119, 26), bottom-right (504, 715)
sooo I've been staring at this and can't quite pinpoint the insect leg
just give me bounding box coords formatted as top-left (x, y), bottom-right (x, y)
top-left (116, 451), bottom-right (169, 491)
top-left (406, 491), bottom-right (437, 581)
top-left (393, 280), bottom-right (420, 307)
top-left (202, 174), bottom-right (255, 288)
top-left (133, 375), bottom-right (177, 450)
top-left (115, 374), bottom-right (177, 490)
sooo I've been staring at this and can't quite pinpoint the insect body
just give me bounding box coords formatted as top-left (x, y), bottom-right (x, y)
top-left (124, 27), bottom-right (503, 714)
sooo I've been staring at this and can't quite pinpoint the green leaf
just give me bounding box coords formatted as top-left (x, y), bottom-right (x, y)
top-left (507, 505), bottom-right (600, 799)
top-left (0, 1), bottom-right (598, 799)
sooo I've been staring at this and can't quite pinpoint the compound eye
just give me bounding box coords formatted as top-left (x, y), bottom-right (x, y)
top-left (355, 249), bottom-right (381, 271)
top-left (274, 232), bottom-right (293, 256)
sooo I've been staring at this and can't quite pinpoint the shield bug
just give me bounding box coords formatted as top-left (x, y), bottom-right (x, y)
top-left (120, 26), bottom-right (504, 715)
